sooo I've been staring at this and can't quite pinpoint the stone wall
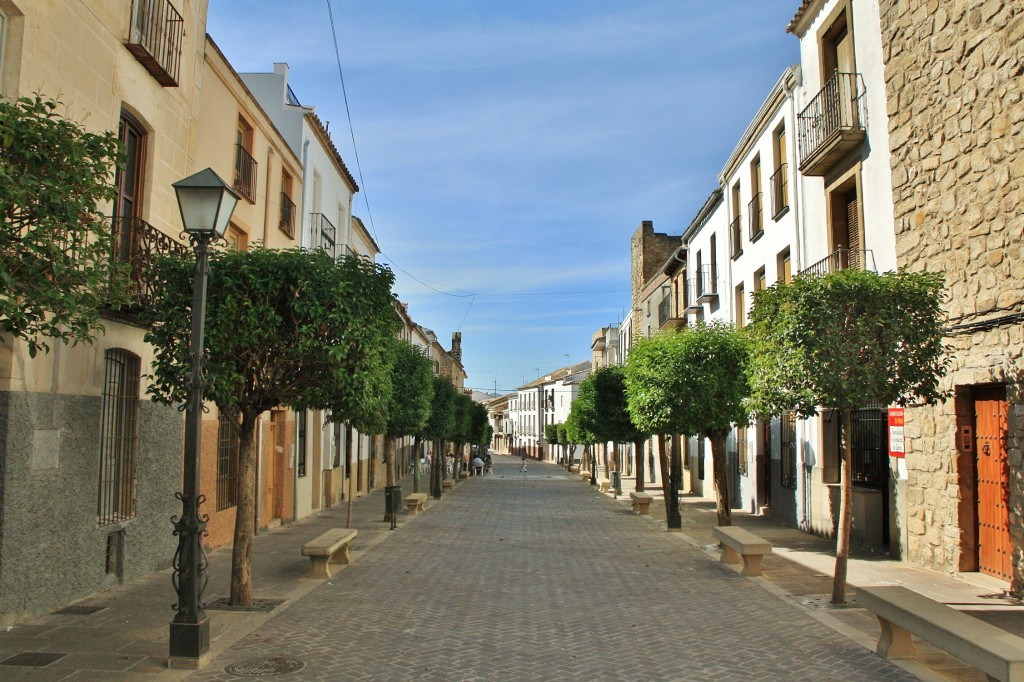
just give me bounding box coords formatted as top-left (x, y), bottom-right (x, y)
top-left (879, 0), bottom-right (1024, 589)
top-left (629, 221), bottom-right (680, 341)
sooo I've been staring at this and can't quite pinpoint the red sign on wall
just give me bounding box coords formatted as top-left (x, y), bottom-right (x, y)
top-left (888, 407), bottom-right (905, 458)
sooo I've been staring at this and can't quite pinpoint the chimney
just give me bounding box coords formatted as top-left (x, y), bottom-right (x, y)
top-left (451, 332), bottom-right (462, 363)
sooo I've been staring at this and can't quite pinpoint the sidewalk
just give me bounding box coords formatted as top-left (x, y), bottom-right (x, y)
top-left (582, 466), bottom-right (1024, 682)
top-left (0, 467), bottom-right (438, 680)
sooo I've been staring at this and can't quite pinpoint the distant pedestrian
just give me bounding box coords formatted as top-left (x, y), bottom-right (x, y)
top-left (520, 454), bottom-right (528, 473)
top-left (472, 455), bottom-right (484, 475)
top-left (484, 454), bottom-right (493, 475)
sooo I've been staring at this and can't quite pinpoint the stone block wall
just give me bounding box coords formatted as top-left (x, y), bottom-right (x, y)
top-left (629, 221), bottom-right (680, 341)
top-left (879, 0), bottom-right (1024, 589)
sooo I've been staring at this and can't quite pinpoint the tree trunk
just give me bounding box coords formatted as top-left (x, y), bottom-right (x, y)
top-left (832, 408), bottom-right (854, 604)
top-left (634, 438), bottom-right (646, 492)
top-left (430, 439), bottom-right (442, 499)
top-left (230, 411), bottom-right (259, 606)
top-left (709, 431), bottom-right (732, 526)
top-left (383, 436), bottom-right (396, 522)
top-left (657, 434), bottom-right (672, 520)
top-left (413, 436), bottom-right (422, 493)
top-left (668, 434), bottom-right (682, 529)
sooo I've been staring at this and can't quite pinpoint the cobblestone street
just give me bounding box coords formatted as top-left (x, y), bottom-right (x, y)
top-left (186, 456), bottom-right (914, 682)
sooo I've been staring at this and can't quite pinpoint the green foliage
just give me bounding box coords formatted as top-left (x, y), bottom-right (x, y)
top-left (566, 382), bottom-right (599, 445)
top-left (556, 423), bottom-right (569, 447)
top-left (545, 422), bottom-right (560, 445)
top-left (747, 268), bottom-right (949, 417)
top-left (0, 95), bottom-right (129, 356)
top-left (624, 323), bottom-right (751, 437)
top-left (422, 375), bottom-right (457, 442)
top-left (469, 401), bottom-right (490, 446)
top-left (143, 246), bottom-right (398, 424)
top-left (587, 366), bottom-right (646, 443)
top-left (383, 338), bottom-right (434, 438)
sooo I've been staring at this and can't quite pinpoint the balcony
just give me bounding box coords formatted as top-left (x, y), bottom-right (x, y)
top-left (657, 293), bottom-right (686, 330)
top-left (748, 193), bottom-right (764, 241)
top-left (730, 215), bottom-right (742, 258)
top-left (797, 72), bottom-right (866, 177)
top-left (312, 213), bottom-right (337, 256)
top-left (696, 265), bottom-right (718, 304)
top-left (233, 144), bottom-right (258, 203)
top-left (279, 193), bottom-right (296, 239)
top-left (124, 0), bottom-right (184, 87)
top-left (685, 278), bottom-right (702, 313)
top-left (798, 247), bottom-right (876, 278)
top-left (770, 164), bottom-right (789, 219)
top-left (111, 215), bottom-right (190, 310)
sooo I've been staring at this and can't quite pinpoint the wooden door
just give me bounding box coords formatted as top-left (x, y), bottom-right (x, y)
top-left (975, 387), bottom-right (1011, 581)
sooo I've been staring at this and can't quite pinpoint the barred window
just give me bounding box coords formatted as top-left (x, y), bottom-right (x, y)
top-left (216, 413), bottom-right (240, 510)
top-left (781, 412), bottom-right (797, 489)
top-left (98, 349), bottom-right (141, 525)
top-left (737, 426), bottom-right (748, 476)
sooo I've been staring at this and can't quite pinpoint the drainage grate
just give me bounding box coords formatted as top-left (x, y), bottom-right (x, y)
top-left (226, 656), bottom-right (305, 677)
top-left (794, 594), bottom-right (861, 610)
top-left (206, 598), bottom-right (284, 613)
top-left (55, 605), bottom-right (106, 616)
top-left (1, 652), bottom-right (68, 667)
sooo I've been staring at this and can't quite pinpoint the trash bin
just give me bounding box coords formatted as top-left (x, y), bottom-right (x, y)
top-left (612, 471), bottom-right (622, 496)
top-left (385, 485), bottom-right (403, 528)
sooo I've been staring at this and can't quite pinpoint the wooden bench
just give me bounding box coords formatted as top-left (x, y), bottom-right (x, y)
top-left (598, 478), bottom-right (610, 493)
top-left (711, 526), bottom-right (772, 577)
top-left (301, 528), bottom-right (357, 579)
top-left (629, 491), bottom-right (654, 515)
top-left (857, 585), bottom-right (1024, 681)
top-left (404, 492), bottom-right (427, 515)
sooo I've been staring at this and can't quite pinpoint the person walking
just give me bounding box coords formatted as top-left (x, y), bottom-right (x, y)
top-left (520, 453), bottom-right (528, 473)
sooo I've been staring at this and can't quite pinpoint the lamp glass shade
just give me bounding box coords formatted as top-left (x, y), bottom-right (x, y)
top-left (173, 168), bottom-right (240, 237)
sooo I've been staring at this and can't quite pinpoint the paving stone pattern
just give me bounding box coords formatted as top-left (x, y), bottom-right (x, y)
top-left (187, 457), bottom-right (915, 682)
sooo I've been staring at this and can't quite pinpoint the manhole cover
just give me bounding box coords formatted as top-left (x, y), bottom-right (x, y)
top-left (55, 605), bottom-right (106, 616)
top-left (226, 656), bottom-right (305, 677)
top-left (1, 652), bottom-right (67, 667)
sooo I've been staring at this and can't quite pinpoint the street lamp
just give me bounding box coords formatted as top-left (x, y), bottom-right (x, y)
top-left (168, 168), bottom-right (239, 668)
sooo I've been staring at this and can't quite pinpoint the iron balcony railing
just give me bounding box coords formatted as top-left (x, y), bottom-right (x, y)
top-left (797, 72), bottom-right (866, 169)
top-left (770, 163), bottom-right (789, 218)
top-left (111, 215), bottom-right (190, 309)
top-left (312, 213), bottom-right (337, 256)
top-left (730, 215), bottom-right (742, 257)
top-left (696, 264), bottom-right (718, 302)
top-left (748, 192), bottom-right (764, 241)
top-left (125, 0), bottom-right (184, 87)
top-left (685, 278), bottom-right (702, 311)
top-left (279, 192), bottom-right (296, 239)
top-left (657, 294), bottom-right (671, 327)
top-left (798, 247), bottom-right (876, 278)
top-left (234, 144), bottom-right (258, 203)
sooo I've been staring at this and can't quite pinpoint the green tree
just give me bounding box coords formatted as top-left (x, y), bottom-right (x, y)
top-left (423, 375), bottom-right (457, 498)
top-left (545, 422), bottom-right (560, 461)
top-left (747, 268), bottom-right (947, 604)
top-left (624, 324), bottom-right (750, 527)
top-left (584, 366), bottom-right (650, 492)
top-left (567, 383), bottom-right (601, 484)
top-left (380, 337), bottom-right (434, 513)
top-left (0, 95), bottom-right (129, 356)
top-left (144, 246), bottom-right (398, 606)
top-left (555, 423), bottom-right (571, 465)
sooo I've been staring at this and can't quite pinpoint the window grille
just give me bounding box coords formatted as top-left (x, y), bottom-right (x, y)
top-left (97, 349), bottom-right (141, 525)
top-left (333, 422), bottom-right (342, 468)
top-left (296, 410), bottom-right (307, 478)
top-left (216, 413), bottom-right (240, 510)
top-left (737, 426), bottom-right (748, 476)
top-left (780, 412), bottom-right (797, 489)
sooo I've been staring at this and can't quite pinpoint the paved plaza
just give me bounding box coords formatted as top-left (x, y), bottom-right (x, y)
top-left (5, 454), bottom-right (1022, 680)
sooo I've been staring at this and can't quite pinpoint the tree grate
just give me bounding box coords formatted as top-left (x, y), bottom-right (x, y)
top-left (225, 656), bottom-right (305, 677)
top-left (206, 598), bottom-right (284, 613)
top-left (794, 594), bottom-right (861, 610)
top-left (55, 605), bottom-right (106, 616)
top-left (1, 652), bottom-right (67, 667)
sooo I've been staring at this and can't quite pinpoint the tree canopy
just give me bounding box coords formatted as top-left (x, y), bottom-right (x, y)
top-left (384, 338), bottom-right (434, 439)
top-left (0, 95), bottom-right (129, 356)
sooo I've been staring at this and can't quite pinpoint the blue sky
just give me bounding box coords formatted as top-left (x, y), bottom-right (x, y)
top-left (205, 1), bottom-right (800, 395)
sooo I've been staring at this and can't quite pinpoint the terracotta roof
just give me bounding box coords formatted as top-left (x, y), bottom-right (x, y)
top-left (787, 0), bottom-right (814, 34)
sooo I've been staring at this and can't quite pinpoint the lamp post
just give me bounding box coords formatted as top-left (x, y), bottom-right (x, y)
top-left (168, 168), bottom-right (239, 668)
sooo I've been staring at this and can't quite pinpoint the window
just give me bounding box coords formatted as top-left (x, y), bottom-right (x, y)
top-left (709, 234), bottom-right (718, 293)
top-left (828, 175), bottom-right (862, 269)
top-left (780, 412), bottom-right (797, 489)
top-left (778, 248), bottom-right (792, 284)
top-left (730, 183), bottom-right (742, 257)
top-left (333, 422), bottom-right (342, 468)
top-left (734, 283), bottom-right (746, 328)
top-left (296, 410), bottom-right (307, 478)
top-left (225, 222), bottom-right (248, 251)
top-left (749, 156), bottom-right (763, 240)
top-left (113, 112), bottom-right (146, 264)
top-left (736, 426), bottom-right (748, 476)
top-left (771, 124), bottom-right (789, 218)
top-left (216, 413), bottom-right (240, 510)
top-left (97, 349), bottom-right (141, 525)
top-left (234, 117), bottom-right (257, 202)
top-left (279, 168), bottom-right (296, 238)
top-left (754, 267), bottom-right (766, 295)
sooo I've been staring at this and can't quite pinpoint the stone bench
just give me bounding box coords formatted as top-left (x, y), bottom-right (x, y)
top-left (598, 478), bottom-right (610, 493)
top-left (301, 528), bottom-right (357, 579)
top-left (857, 585), bottom-right (1024, 682)
top-left (442, 479), bottom-right (455, 491)
top-left (711, 526), bottom-right (772, 577)
top-left (569, 465), bottom-right (580, 474)
top-left (629, 491), bottom-right (654, 515)
top-left (580, 470), bottom-right (591, 481)
top-left (404, 493), bottom-right (427, 515)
